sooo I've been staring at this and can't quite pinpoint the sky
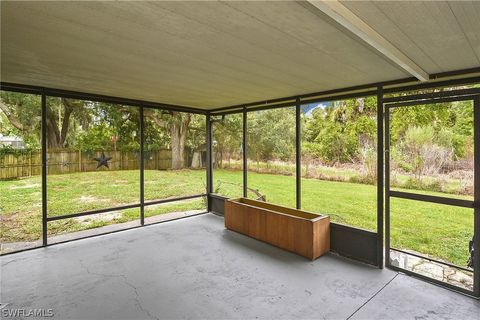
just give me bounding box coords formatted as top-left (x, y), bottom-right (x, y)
top-left (301, 102), bottom-right (332, 116)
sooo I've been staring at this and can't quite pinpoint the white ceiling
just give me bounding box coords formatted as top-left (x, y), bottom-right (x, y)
top-left (341, 1), bottom-right (480, 74)
top-left (1, 1), bottom-right (479, 110)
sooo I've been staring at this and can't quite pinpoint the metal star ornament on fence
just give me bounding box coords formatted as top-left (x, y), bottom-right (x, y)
top-left (94, 152), bottom-right (112, 169)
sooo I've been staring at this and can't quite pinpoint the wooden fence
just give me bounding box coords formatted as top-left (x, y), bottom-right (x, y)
top-left (0, 149), bottom-right (173, 180)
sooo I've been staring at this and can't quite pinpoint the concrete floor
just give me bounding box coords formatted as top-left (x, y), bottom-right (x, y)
top-left (1, 214), bottom-right (479, 320)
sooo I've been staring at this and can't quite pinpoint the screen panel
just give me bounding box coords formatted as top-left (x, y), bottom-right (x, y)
top-left (0, 91), bottom-right (43, 253)
top-left (143, 109), bottom-right (206, 220)
top-left (45, 97), bottom-right (140, 226)
top-left (301, 97), bottom-right (378, 231)
top-left (389, 197), bottom-right (474, 292)
top-left (144, 198), bottom-right (206, 225)
top-left (246, 107), bottom-right (296, 207)
top-left (212, 113), bottom-right (243, 198)
top-left (389, 101), bottom-right (474, 200)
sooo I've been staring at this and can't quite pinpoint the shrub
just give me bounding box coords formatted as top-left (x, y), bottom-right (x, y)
top-left (0, 145), bottom-right (34, 157)
top-left (349, 175), bottom-right (375, 185)
top-left (403, 177), bottom-right (443, 193)
top-left (420, 143), bottom-right (453, 176)
top-left (358, 135), bottom-right (376, 182)
top-left (398, 125), bottom-right (453, 180)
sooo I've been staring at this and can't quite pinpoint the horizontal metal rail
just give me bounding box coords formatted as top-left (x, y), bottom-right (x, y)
top-left (211, 108), bottom-right (244, 116)
top-left (389, 191), bottom-right (475, 208)
top-left (45, 194), bottom-right (207, 222)
top-left (330, 221), bottom-right (378, 237)
top-left (208, 193), bottom-right (229, 200)
top-left (383, 75), bottom-right (480, 95)
top-left (211, 77), bottom-right (421, 112)
top-left (428, 67), bottom-right (480, 80)
top-left (390, 247), bottom-right (473, 273)
top-left (144, 194), bottom-right (206, 206)
top-left (212, 77), bottom-right (480, 116)
top-left (0, 82), bottom-right (206, 115)
top-left (384, 88), bottom-right (480, 103)
top-left (3, 74), bottom-right (479, 117)
top-left (212, 69), bottom-right (480, 114)
top-left (48, 211), bottom-right (208, 247)
top-left (46, 203), bottom-right (142, 221)
top-left (388, 264), bottom-right (474, 297)
top-left (386, 95), bottom-right (478, 109)
top-left (212, 89), bottom-right (378, 115)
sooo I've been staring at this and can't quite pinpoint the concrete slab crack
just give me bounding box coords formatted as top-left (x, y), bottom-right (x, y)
top-left (1, 256), bottom-right (29, 267)
top-left (346, 273), bottom-right (399, 320)
top-left (79, 260), bottom-right (159, 320)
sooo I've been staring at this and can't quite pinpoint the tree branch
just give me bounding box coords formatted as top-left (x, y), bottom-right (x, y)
top-left (0, 100), bottom-right (24, 131)
top-left (144, 109), bottom-right (168, 128)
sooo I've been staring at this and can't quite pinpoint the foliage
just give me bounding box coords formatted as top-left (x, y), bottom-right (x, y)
top-left (357, 135), bottom-right (377, 183)
top-left (212, 114), bottom-right (242, 168)
top-left (2, 91), bottom-right (474, 170)
top-left (247, 108), bottom-right (296, 163)
top-left (303, 97), bottom-right (377, 164)
top-left (143, 109), bottom-right (205, 168)
top-left (0, 91), bottom-right (41, 149)
top-left (0, 145), bottom-right (35, 157)
top-left (1, 93), bottom-right (207, 167)
top-left (394, 125), bottom-right (454, 180)
top-left (185, 114), bottom-right (206, 152)
top-left (73, 124), bottom-right (116, 153)
top-left (390, 101), bottom-right (472, 159)
top-left (1, 90), bottom-right (475, 193)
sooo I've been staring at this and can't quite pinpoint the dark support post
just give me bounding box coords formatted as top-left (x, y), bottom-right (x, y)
top-left (41, 93), bottom-right (48, 246)
top-left (384, 98), bottom-right (391, 269)
top-left (377, 86), bottom-right (384, 268)
top-left (296, 98), bottom-right (301, 209)
top-left (474, 96), bottom-right (480, 296)
top-left (140, 106), bottom-right (145, 225)
top-left (206, 113), bottom-right (213, 210)
top-left (242, 107), bottom-right (247, 198)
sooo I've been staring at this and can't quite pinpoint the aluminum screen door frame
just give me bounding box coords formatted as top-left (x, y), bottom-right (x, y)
top-left (384, 92), bottom-right (480, 297)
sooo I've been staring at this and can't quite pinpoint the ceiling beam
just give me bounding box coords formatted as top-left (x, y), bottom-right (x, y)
top-left (305, 0), bottom-right (429, 81)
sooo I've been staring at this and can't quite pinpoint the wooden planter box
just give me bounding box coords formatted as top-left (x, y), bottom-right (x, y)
top-left (225, 198), bottom-right (330, 260)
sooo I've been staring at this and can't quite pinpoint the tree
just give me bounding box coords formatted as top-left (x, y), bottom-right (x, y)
top-left (212, 114), bottom-right (242, 168)
top-left (144, 109), bottom-right (204, 169)
top-left (0, 92), bottom-right (90, 149)
top-left (170, 112), bottom-right (191, 169)
top-left (47, 98), bottom-right (91, 148)
top-left (303, 97), bottom-right (377, 164)
top-left (0, 92), bottom-right (41, 148)
top-left (92, 103), bottom-right (140, 151)
top-left (247, 108), bottom-right (296, 166)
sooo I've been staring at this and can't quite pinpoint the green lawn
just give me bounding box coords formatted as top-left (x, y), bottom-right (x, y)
top-left (1, 169), bottom-right (473, 267)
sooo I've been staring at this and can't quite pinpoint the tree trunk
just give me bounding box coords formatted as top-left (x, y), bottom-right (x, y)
top-left (171, 126), bottom-right (183, 169)
top-left (46, 116), bottom-right (62, 148)
top-left (45, 99), bottom-right (76, 149)
top-left (171, 113), bottom-right (191, 169)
